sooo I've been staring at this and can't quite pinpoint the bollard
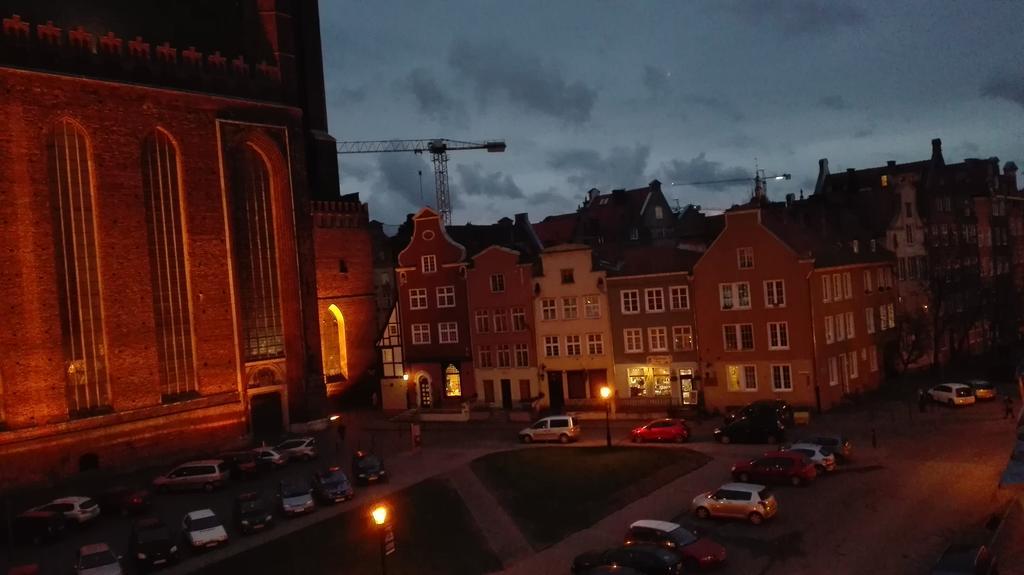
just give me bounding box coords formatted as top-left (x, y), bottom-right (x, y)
top-left (871, 428), bottom-right (877, 449)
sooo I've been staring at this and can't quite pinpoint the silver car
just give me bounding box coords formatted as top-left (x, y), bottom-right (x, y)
top-left (784, 443), bottom-right (836, 473)
top-left (152, 461), bottom-right (229, 493)
top-left (278, 481), bottom-right (315, 517)
top-left (276, 437), bottom-right (318, 461)
top-left (692, 482), bottom-right (778, 525)
top-left (519, 415), bottom-right (581, 444)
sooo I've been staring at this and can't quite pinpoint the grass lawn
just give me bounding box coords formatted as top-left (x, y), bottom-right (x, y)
top-left (471, 446), bottom-right (710, 549)
top-left (196, 477), bottom-right (501, 575)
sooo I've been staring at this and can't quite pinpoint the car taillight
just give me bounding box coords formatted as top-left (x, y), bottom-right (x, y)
top-left (131, 497), bottom-right (141, 504)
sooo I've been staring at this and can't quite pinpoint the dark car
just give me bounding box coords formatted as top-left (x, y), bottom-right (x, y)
top-left (97, 486), bottom-right (152, 517)
top-left (714, 416), bottom-right (785, 445)
top-left (731, 451), bottom-right (817, 486)
top-left (930, 543), bottom-right (997, 575)
top-left (221, 452), bottom-right (260, 480)
top-left (624, 520), bottom-right (726, 571)
top-left (581, 567), bottom-right (645, 575)
top-left (631, 419), bottom-right (690, 444)
top-left (572, 545), bottom-right (683, 575)
top-left (724, 399), bottom-right (794, 427)
top-left (352, 451), bottom-right (389, 485)
top-left (312, 467), bottom-right (355, 503)
top-left (233, 492), bottom-right (274, 534)
top-left (130, 517), bottom-right (179, 571)
top-left (10, 511), bottom-right (67, 545)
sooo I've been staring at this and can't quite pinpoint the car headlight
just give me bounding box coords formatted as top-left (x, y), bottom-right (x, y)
top-left (137, 553), bottom-right (147, 560)
top-left (703, 554), bottom-right (715, 562)
top-left (170, 546), bottom-right (178, 554)
top-left (241, 520), bottom-right (250, 526)
top-left (265, 515), bottom-right (273, 522)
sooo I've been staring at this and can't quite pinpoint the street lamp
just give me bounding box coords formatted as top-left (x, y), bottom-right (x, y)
top-left (600, 386), bottom-right (612, 448)
top-left (371, 504), bottom-right (391, 575)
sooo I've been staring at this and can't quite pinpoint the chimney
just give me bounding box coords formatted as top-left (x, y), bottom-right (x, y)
top-left (931, 138), bottom-right (944, 165)
top-left (587, 188), bottom-right (600, 204)
top-left (851, 240), bottom-right (859, 253)
top-left (814, 158), bottom-right (830, 195)
top-left (648, 179), bottom-right (662, 193)
top-left (1005, 161), bottom-right (1019, 178)
top-left (887, 160), bottom-right (896, 168)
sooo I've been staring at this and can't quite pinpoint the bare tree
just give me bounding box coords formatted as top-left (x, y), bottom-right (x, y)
top-left (897, 308), bottom-right (931, 374)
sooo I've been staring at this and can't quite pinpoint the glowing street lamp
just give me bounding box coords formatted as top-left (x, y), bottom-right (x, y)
top-left (600, 385), bottom-right (612, 448)
top-left (372, 504), bottom-right (388, 526)
top-left (371, 504), bottom-right (393, 574)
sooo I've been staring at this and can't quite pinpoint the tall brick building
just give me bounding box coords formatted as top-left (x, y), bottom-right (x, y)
top-left (0, 1), bottom-right (336, 484)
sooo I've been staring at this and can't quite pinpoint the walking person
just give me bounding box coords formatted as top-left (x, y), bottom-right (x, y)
top-left (1005, 395), bottom-right (1015, 420)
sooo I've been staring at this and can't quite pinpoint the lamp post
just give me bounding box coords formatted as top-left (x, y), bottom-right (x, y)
top-left (600, 386), bottom-right (612, 448)
top-left (371, 504), bottom-right (391, 575)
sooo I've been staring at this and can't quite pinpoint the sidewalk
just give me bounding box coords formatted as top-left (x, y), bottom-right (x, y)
top-left (448, 465), bottom-right (533, 569)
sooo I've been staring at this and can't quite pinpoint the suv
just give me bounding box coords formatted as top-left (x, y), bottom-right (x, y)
top-left (714, 416), bottom-right (785, 445)
top-left (276, 437), bottom-right (318, 461)
top-left (152, 461), bottom-right (229, 493)
top-left (724, 399), bottom-right (794, 427)
top-left (928, 383), bottom-right (976, 407)
top-left (692, 482), bottom-right (778, 525)
top-left (731, 451), bottom-right (817, 486)
top-left (519, 415), bottom-right (581, 444)
top-left (624, 520), bottom-right (727, 571)
top-left (130, 517), bottom-right (179, 570)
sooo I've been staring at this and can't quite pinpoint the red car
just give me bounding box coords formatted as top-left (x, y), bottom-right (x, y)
top-left (631, 419), bottom-right (690, 443)
top-left (624, 520), bottom-right (727, 571)
top-left (731, 451), bottom-right (817, 486)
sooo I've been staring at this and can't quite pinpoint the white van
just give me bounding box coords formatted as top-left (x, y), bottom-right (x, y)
top-left (519, 415), bottom-right (581, 444)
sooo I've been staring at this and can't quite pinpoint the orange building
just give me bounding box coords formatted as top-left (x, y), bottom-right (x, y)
top-left (693, 200), bottom-right (897, 413)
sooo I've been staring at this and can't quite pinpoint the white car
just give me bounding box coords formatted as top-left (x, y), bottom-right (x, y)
top-left (182, 509), bottom-right (228, 550)
top-left (518, 415), bottom-right (581, 443)
top-left (74, 543), bottom-right (123, 575)
top-left (36, 496), bottom-right (101, 525)
top-left (928, 383), bottom-right (976, 407)
top-left (783, 443), bottom-right (836, 473)
top-left (276, 437), bottom-right (318, 461)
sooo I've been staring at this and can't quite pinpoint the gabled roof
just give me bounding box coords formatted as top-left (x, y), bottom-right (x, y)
top-left (446, 214), bottom-right (543, 263)
top-left (577, 181), bottom-right (667, 241)
top-left (598, 245), bottom-right (701, 277)
top-left (532, 212), bottom-right (579, 247)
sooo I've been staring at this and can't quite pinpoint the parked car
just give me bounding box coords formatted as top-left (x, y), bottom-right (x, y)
top-left (577, 567), bottom-right (644, 575)
top-left (692, 482), bottom-right (778, 525)
top-left (783, 443), bottom-right (837, 473)
top-left (965, 379), bottom-right (997, 400)
top-left (624, 520), bottom-right (727, 571)
top-left (724, 399), bottom-right (794, 427)
top-left (929, 543), bottom-right (997, 574)
top-left (791, 434), bottom-right (852, 462)
top-left (74, 543), bottom-right (123, 575)
top-left (352, 451), bottom-right (389, 485)
top-left (10, 510), bottom-right (67, 545)
top-left (129, 518), bottom-right (178, 571)
top-left (631, 419), bottom-right (690, 443)
top-left (252, 447), bottom-right (289, 470)
top-left (278, 480), bottom-right (316, 517)
top-left (714, 416), bottom-right (785, 445)
top-left (276, 437), bottom-right (318, 461)
top-left (181, 509), bottom-right (228, 550)
top-left (6, 564), bottom-right (41, 575)
top-left (233, 492), bottom-right (274, 534)
top-left (312, 467), bottom-right (355, 503)
top-left (34, 496), bottom-right (101, 526)
top-left (152, 460), bottom-right (229, 493)
top-left (519, 415), bottom-right (581, 444)
top-left (220, 452), bottom-right (260, 480)
top-left (731, 451), bottom-right (817, 486)
top-left (97, 486), bottom-right (152, 517)
top-left (572, 544), bottom-right (684, 575)
top-left (928, 383), bottom-right (977, 407)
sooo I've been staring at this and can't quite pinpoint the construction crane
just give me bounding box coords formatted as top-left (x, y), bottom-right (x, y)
top-left (336, 138), bottom-right (507, 225)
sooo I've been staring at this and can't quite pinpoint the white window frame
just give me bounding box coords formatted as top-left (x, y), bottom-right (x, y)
top-left (863, 269), bottom-right (873, 292)
top-left (719, 282), bottom-right (751, 310)
top-left (879, 305), bottom-right (888, 331)
top-left (587, 333), bottom-right (604, 355)
top-left (764, 279), bottom-right (786, 308)
top-left (828, 356), bottom-right (838, 386)
top-left (723, 323), bottom-right (754, 351)
top-left (737, 247), bottom-right (754, 269)
top-left (478, 345), bottom-right (493, 368)
top-left (421, 254), bottom-right (437, 273)
top-left (669, 285), bottom-right (690, 310)
top-left (436, 285), bottom-right (455, 308)
top-left (848, 351), bottom-right (859, 379)
top-left (511, 307), bottom-right (526, 331)
top-left (825, 316), bottom-right (835, 344)
top-left (489, 273), bottom-right (505, 293)
top-left (409, 288), bottom-right (428, 310)
top-left (624, 328), bottom-right (643, 353)
top-left (411, 323), bottom-right (431, 345)
top-left (647, 327), bottom-right (668, 352)
top-left (671, 325), bottom-right (694, 351)
top-left (565, 335), bottom-right (582, 356)
top-left (438, 322), bottom-right (459, 344)
top-left (645, 288), bottom-right (665, 313)
top-left (822, 275), bottom-right (832, 302)
top-left (843, 272), bottom-right (853, 299)
top-left (621, 290), bottom-right (640, 314)
top-left (496, 344), bottom-right (512, 368)
top-left (767, 321), bottom-right (789, 350)
top-left (584, 295), bottom-right (601, 319)
top-left (845, 311), bottom-right (855, 339)
top-left (544, 335), bottom-right (560, 357)
top-left (865, 308), bottom-right (875, 334)
top-left (493, 309), bottom-right (509, 333)
top-left (514, 343), bottom-right (529, 367)
top-left (886, 303), bottom-right (896, 328)
top-left (475, 309), bottom-right (490, 333)
top-left (771, 364), bottom-right (793, 392)
top-left (541, 298), bottom-right (557, 321)
top-left (869, 346), bottom-right (878, 372)
top-left (562, 296), bottom-right (578, 320)
top-left (832, 274), bottom-right (842, 301)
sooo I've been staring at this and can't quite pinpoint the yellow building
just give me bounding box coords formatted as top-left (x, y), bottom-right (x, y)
top-left (533, 244), bottom-right (614, 411)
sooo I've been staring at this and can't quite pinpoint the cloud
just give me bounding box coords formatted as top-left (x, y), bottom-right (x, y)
top-left (818, 94), bottom-right (851, 111)
top-left (369, 153), bottom-right (432, 218)
top-left (340, 159), bottom-right (374, 182)
top-left (682, 94), bottom-right (746, 122)
top-left (982, 75), bottom-right (1024, 109)
top-left (530, 187), bottom-right (576, 210)
top-left (404, 68), bottom-right (466, 124)
top-left (449, 39), bottom-right (597, 125)
top-left (547, 144), bottom-right (651, 190)
top-left (642, 65), bottom-right (672, 96)
top-left (726, 0), bottom-right (867, 34)
top-left (660, 153), bottom-right (751, 191)
top-left (455, 163), bottom-right (525, 199)
top-left (853, 127), bottom-right (874, 139)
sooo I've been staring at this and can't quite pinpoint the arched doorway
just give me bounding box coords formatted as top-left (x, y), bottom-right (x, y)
top-left (320, 305), bottom-right (347, 383)
top-left (418, 375), bottom-right (433, 408)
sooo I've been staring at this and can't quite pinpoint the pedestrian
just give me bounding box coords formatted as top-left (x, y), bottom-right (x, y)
top-left (1005, 395), bottom-right (1015, 420)
top-left (918, 389), bottom-right (928, 413)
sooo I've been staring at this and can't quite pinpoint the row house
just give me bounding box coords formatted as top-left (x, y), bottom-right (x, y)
top-left (693, 199), bottom-right (898, 413)
top-left (534, 244), bottom-right (613, 412)
top-left (603, 245), bottom-right (702, 407)
top-left (532, 180), bottom-right (675, 247)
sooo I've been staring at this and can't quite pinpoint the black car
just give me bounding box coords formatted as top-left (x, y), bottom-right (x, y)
top-left (98, 485), bottom-right (153, 516)
top-left (221, 451), bottom-right (260, 480)
top-left (572, 545), bottom-right (683, 575)
top-left (312, 467), bottom-right (355, 503)
top-left (714, 416), bottom-right (785, 445)
top-left (9, 510), bottom-right (67, 545)
top-left (352, 451), bottom-right (389, 485)
top-left (130, 517), bottom-right (179, 571)
top-left (233, 492), bottom-right (274, 534)
top-left (724, 399), bottom-right (794, 427)
top-left (930, 543), bottom-right (997, 574)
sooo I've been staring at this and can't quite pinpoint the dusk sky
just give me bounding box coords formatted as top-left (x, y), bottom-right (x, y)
top-left (320, 0), bottom-right (1024, 229)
